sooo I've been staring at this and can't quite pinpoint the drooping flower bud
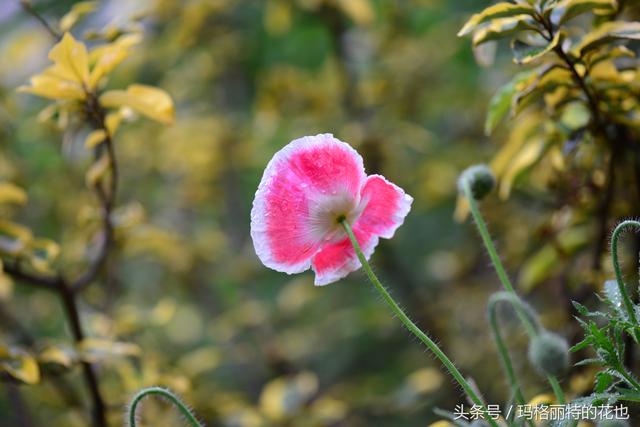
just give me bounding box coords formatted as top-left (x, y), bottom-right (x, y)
top-left (527, 331), bottom-right (570, 377)
top-left (458, 164), bottom-right (496, 200)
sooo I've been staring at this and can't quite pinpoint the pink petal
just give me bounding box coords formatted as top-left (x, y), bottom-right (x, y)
top-left (311, 227), bottom-right (378, 286)
top-left (310, 175), bottom-right (412, 286)
top-left (251, 134), bottom-right (366, 275)
top-left (355, 174), bottom-right (413, 239)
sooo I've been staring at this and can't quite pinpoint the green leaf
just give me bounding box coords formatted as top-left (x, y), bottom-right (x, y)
top-left (550, 0), bottom-right (618, 26)
top-left (595, 371), bottom-right (615, 393)
top-left (574, 21), bottom-right (640, 56)
top-left (485, 70), bottom-right (535, 135)
top-left (472, 15), bottom-right (539, 46)
top-left (511, 31), bottom-right (563, 65)
top-left (458, 2), bottom-right (536, 37)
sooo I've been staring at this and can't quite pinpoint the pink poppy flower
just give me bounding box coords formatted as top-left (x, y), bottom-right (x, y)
top-left (251, 134), bottom-right (413, 286)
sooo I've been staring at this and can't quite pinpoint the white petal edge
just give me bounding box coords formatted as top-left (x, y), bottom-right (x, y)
top-left (250, 133), bottom-right (367, 275)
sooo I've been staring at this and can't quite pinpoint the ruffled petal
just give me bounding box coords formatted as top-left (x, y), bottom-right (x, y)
top-left (250, 134), bottom-right (366, 274)
top-left (311, 227), bottom-right (378, 286)
top-left (309, 175), bottom-right (412, 286)
top-left (354, 174), bottom-right (413, 239)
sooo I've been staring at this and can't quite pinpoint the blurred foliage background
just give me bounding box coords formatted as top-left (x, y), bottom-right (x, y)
top-left (0, 0), bottom-right (639, 426)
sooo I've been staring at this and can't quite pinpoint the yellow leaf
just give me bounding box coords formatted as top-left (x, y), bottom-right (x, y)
top-left (48, 32), bottom-right (90, 84)
top-left (88, 33), bottom-right (141, 88)
top-left (100, 84), bottom-right (175, 125)
top-left (259, 371), bottom-right (318, 420)
top-left (1, 351), bottom-right (40, 384)
top-left (105, 111), bottom-right (122, 135)
top-left (28, 238), bottom-right (61, 273)
top-left (18, 74), bottom-right (85, 100)
top-left (573, 21), bottom-right (640, 56)
top-left (39, 345), bottom-right (74, 368)
top-left (0, 262), bottom-right (13, 300)
top-left (0, 182), bottom-right (27, 205)
top-left (335, 0), bottom-right (374, 26)
top-left (77, 338), bottom-right (141, 363)
top-left (85, 153), bottom-right (111, 188)
top-left (59, 1), bottom-right (99, 33)
top-left (472, 15), bottom-right (538, 46)
top-left (264, 0), bottom-right (292, 35)
top-left (84, 129), bottom-right (107, 149)
top-left (0, 220), bottom-right (33, 256)
top-left (499, 137), bottom-right (545, 198)
top-left (458, 2), bottom-right (535, 37)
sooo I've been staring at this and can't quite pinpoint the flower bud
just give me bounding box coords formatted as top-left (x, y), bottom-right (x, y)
top-left (458, 165), bottom-right (496, 200)
top-left (527, 331), bottom-right (569, 377)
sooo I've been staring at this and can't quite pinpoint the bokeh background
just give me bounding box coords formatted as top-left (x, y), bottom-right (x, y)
top-left (0, 0), bottom-right (637, 426)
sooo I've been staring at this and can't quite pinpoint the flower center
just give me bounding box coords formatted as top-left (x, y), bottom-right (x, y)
top-left (308, 190), bottom-right (365, 243)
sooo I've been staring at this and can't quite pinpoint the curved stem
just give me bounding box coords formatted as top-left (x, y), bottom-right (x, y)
top-left (340, 220), bottom-right (500, 427)
top-left (488, 293), bottom-right (536, 427)
top-left (462, 182), bottom-right (567, 405)
top-left (610, 220), bottom-right (640, 328)
top-left (462, 182), bottom-right (536, 338)
top-left (128, 387), bottom-right (203, 427)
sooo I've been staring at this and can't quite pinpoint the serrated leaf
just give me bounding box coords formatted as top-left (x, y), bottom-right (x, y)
top-left (573, 21), bottom-right (640, 56)
top-left (573, 301), bottom-right (589, 315)
top-left (472, 15), bottom-right (539, 46)
top-left (604, 279), bottom-right (628, 320)
top-left (512, 31), bottom-right (562, 65)
top-left (550, 0), bottom-right (618, 26)
top-left (458, 2), bottom-right (536, 37)
top-left (595, 371), bottom-right (615, 393)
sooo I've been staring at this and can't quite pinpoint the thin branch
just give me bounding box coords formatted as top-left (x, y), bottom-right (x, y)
top-left (57, 281), bottom-right (106, 427)
top-left (18, 0), bottom-right (60, 40)
top-left (72, 95), bottom-right (118, 294)
top-left (3, 261), bottom-right (60, 291)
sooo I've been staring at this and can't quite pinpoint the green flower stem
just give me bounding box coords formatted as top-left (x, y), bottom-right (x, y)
top-left (341, 220), bottom-right (500, 427)
top-left (462, 182), bottom-right (567, 405)
top-left (610, 220), bottom-right (640, 329)
top-left (547, 376), bottom-right (565, 405)
top-left (128, 387), bottom-right (203, 427)
top-left (488, 293), bottom-right (536, 427)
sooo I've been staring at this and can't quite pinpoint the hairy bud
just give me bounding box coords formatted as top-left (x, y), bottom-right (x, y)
top-left (527, 331), bottom-right (569, 377)
top-left (458, 164), bottom-right (496, 200)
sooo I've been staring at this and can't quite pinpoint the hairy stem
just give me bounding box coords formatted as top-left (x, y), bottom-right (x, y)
top-left (128, 387), bottom-right (203, 427)
top-left (611, 221), bottom-right (640, 332)
top-left (488, 293), bottom-right (536, 427)
top-left (341, 219), bottom-right (500, 427)
top-left (461, 181), bottom-right (567, 405)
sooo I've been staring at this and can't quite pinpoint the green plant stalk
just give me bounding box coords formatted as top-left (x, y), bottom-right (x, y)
top-left (462, 182), bottom-right (567, 405)
top-left (610, 220), bottom-right (640, 330)
top-left (128, 387), bottom-right (203, 427)
top-left (488, 293), bottom-right (536, 427)
top-left (341, 220), bottom-right (500, 427)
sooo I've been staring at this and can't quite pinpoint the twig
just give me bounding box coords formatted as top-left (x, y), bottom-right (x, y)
top-left (18, 0), bottom-right (60, 40)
